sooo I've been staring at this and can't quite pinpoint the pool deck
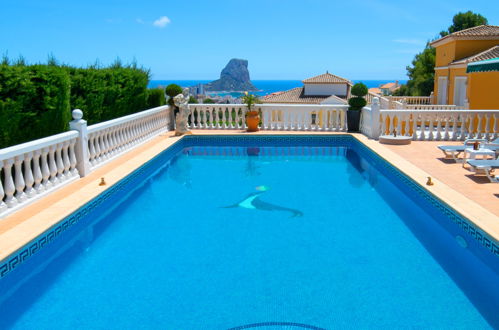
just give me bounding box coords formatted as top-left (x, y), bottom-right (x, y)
top-left (0, 130), bottom-right (498, 263)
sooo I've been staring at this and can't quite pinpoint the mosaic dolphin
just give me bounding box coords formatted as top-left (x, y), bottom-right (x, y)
top-left (223, 191), bottom-right (303, 217)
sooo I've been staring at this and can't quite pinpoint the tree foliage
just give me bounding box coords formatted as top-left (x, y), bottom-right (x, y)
top-left (401, 11), bottom-right (487, 96)
top-left (203, 98), bottom-right (215, 104)
top-left (440, 11), bottom-right (488, 37)
top-left (165, 84), bottom-right (183, 106)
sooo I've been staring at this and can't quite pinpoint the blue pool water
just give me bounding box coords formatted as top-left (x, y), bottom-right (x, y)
top-left (0, 136), bottom-right (498, 329)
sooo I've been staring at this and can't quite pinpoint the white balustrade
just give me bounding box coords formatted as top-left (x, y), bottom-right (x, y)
top-left (379, 109), bottom-right (498, 141)
top-left (188, 104), bottom-right (348, 131)
top-left (86, 105), bottom-right (170, 169)
top-left (388, 96), bottom-right (432, 106)
top-left (0, 131), bottom-right (79, 217)
top-left (404, 104), bottom-right (466, 110)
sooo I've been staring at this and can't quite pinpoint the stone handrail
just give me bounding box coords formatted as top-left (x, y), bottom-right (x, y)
top-left (404, 104), bottom-right (466, 110)
top-left (86, 106), bottom-right (170, 169)
top-left (188, 104), bottom-right (348, 131)
top-left (0, 131), bottom-right (79, 217)
top-left (379, 109), bottom-right (498, 141)
top-left (389, 96), bottom-right (432, 105)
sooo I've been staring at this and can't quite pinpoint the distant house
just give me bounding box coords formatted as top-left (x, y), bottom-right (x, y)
top-left (430, 25), bottom-right (499, 109)
top-left (263, 72), bottom-right (352, 105)
top-left (368, 87), bottom-right (382, 96)
top-left (379, 81), bottom-right (400, 95)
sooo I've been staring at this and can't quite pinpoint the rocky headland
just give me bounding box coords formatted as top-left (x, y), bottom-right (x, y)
top-left (203, 59), bottom-right (258, 92)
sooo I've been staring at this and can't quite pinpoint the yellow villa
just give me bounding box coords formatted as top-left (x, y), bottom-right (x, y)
top-left (430, 25), bottom-right (499, 109)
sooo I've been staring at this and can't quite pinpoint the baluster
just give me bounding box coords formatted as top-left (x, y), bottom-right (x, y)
top-left (55, 143), bottom-right (66, 182)
top-left (14, 156), bottom-right (27, 202)
top-left (410, 114), bottom-right (417, 140)
top-left (476, 114), bottom-right (483, 139)
top-left (450, 113), bottom-right (458, 141)
top-left (435, 114), bottom-right (442, 141)
top-left (88, 135), bottom-right (97, 166)
top-left (32, 150), bottom-right (43, 193)
top-left (483, 114), bottom-right (490, 140)
top-left (48, 145), bottom-right (58, 185)
top-left (62, 141), bottom-right (71, 178)
top-left (23, 152), bottom-right (35, 198)
top-left (234, 108), bottom-right (239, 129)
top-left (93, 134), bottom-right (102, 164)
top-left (107, 129), bottom-right (116, 156)
top-left (40, 147), bottom-right (52, 188)
top-left (69, 139), bottom-right (78, 177)
top-left (118, 125), bottom-right (126, 151)
top-left (396, 113), bottom-right (402, 136)
top-left (468, 114), bottom-right (476, 139)
top-left (2, 159), bottom-right (17, 207)
top-left (427, 114), bottom-right (434, 141)
top-left (0, 161), bottom-right (7, 213)
top-left (459, 114), bottom-right (467, 141)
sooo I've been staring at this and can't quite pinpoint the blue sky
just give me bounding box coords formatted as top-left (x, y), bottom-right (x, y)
top-left (1, 0), bottom-right (498, 80)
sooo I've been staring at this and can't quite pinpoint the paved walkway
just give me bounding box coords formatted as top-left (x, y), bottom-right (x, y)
top-left (384, 140), bottom-right (498, 217)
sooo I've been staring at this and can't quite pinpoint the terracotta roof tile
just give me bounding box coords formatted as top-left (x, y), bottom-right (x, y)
top-left (302, 72), bottom-right (352, 84)
top-left (431, 25), bottom-right (499, 46)
top-left (263, 87), bottom-right (346, 104)
top-left (452, 46), bottom-right (499, 64)
top-left (451, 25), bottom-right (499, 36)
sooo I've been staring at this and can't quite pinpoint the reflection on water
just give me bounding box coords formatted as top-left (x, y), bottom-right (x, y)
top-left (345, 149), bottom-right (378, 188)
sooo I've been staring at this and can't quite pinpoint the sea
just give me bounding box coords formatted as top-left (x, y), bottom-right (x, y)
top-left (148, 80), bottom-right (407, 98)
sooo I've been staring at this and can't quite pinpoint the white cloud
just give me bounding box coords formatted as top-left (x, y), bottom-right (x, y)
top-left (136, 18), bottom-right (144, 24)
top-left (393, 39), bottom-right (425, 45)
top-left (153, 16), bottom-right (171, 28)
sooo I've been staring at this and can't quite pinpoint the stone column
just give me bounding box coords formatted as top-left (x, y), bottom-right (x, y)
top-left (371, 97), bottom-right (381, 140)
top-left (69, 109), bottom-right (91, 177)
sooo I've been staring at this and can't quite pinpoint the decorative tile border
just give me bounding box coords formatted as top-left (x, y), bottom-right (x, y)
top-left (1, 134), bottom-right (497, 281)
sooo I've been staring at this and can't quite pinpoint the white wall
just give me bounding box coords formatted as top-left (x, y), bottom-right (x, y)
top-left (304, 83), bottom-right (348, 96)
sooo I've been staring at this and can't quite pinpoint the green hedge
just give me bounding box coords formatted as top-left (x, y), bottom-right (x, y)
top-left (68, 66), bottom-right (149, 125)
top-left (0, 61), bottom-right (151, 148)
top-left (0, 64), bottom-right (71, 148)
top-left (146, 88), bottom-right (166, 109)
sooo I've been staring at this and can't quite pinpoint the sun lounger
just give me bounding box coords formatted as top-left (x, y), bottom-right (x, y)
top-left (438, 138), bottom-right (499, 162)
top-left (466, 158), bottom-right (499, 183)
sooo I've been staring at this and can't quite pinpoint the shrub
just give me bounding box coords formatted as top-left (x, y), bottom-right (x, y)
top-left (146, 88), bottom-right (166, 108)
top-left (188, 96), bottom-right (198, 104)
top-left (348, 97), bottom-right (367, 109)
top-left (351, 82), bottom-right (368, 97)
top-left (165, 84), bottom-right (183, 107)
top-left (203, 98), bottom-right (215, 104)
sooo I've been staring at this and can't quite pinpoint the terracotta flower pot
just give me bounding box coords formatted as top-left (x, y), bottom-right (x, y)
top-left (246, 110), bottom-right (260, 132)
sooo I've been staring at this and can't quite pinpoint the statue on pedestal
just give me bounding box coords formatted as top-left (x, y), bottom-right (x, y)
top-left (173, 88), bottom-right (191, 136)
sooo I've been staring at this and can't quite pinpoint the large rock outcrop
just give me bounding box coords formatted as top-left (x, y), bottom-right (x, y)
top-left (204, 59), bottom-right (257, 91)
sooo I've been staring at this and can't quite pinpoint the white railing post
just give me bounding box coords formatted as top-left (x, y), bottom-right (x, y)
top-left (69, 109), bottom-right (91, 177)
top-left (371, 97), bottom-right (381, 139)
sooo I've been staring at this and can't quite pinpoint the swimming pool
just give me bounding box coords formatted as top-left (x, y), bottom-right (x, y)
top-left (0, 135), bottom-right (498, 329)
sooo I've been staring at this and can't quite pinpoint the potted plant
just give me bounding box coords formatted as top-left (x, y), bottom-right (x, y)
top-left (347, 82), bottom-right (368, 132)
top-left (242, 92), bottom-right (260, 132)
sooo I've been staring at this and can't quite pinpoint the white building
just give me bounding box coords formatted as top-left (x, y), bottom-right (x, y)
top-left (263, 72), bottom-right (352, 105)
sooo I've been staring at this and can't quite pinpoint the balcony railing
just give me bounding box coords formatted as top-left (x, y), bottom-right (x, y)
top-left (188, 104), bottom-right (349, 131)
top-left (361, 98), bottom-right (498, 141)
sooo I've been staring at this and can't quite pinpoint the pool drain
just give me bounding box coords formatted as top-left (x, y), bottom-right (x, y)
top-left (228, 322), bottom-right (325, 330)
